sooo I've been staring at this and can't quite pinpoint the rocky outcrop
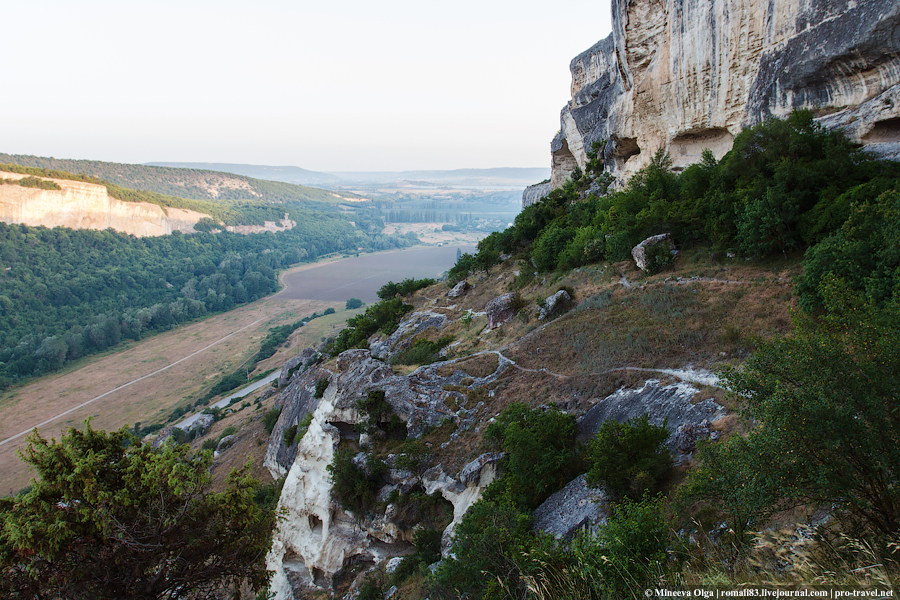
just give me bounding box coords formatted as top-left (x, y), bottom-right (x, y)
top-left (533, 474), bottom-right (610, 542)
top-left (576, 379), bottom-right (726, 461)
top-left (265, 347), bottom-right (515, 599)
top-left (225, 213), bottom-right (295, 234)
top-left (632, 233), bottom-right (678, 272)
top-left (522, 181), bottom-right (552, 208)
top-left (552, 0), bottom-right (900, 186)
top-left (485, 293), bottom-right (517, 329)
top-left (0, 172), bottom-right (207, 236)
top-left (369, 311), bottom-right (449, 361)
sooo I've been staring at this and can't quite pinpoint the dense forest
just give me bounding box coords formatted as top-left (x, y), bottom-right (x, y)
top-left (0, 216), bottom-right (414, 389)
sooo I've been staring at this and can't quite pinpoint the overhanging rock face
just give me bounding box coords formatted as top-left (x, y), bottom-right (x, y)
top-left (552, 0), bottom-right (900, 186)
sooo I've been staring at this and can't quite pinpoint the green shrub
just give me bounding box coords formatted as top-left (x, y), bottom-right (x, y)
top-left (345, 298), bottom-right (364, 310)
top-left (314, 377), bottom-right (330, 398)
top-left (252, 476), bottom-right (286, 512)
top-left (282, 424), bottom-right (298, 446)
top-left (355, 389), bottom-right (407, 440)
top-left (390, 335), bottom-right (454, 366)
top-left (16, 176), bottom-right (61, 190)
top-left (263, 408), bottom-right (282, 434)
top-left (356, 572), bottom-right (385, 600)
top-left (566, 495), bottom-right (675, 598)
top-left (483, 403), bottom-right (579, 510)
top-left (326, 448), bottom-right (386, 515)
top-left (377, 277), bottom-right (435, 299)
top-left (585, 414), bottom-right (671, 501)
top-left (294, 413), bottom-right (313, 444)
top-left (431, 497), bottom-right (542, 599)
top-left (329, 297), bottom-right (412, 355)
top-left (170, 427), bottom-right (194, 445)
top-left (323, 307), bottom-right (336, 315)
top-left (391, 527), bottom-right (444, 585)
top-left (644, 241), bottom-right (676, 273)
top-left (700, 285), bottom-right (900, 539)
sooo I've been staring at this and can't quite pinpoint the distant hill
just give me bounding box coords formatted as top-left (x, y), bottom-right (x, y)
top-left (0, 154), bottom-right (360, 205)
top-left (147, 162), bottom-right (343, 187)
top-left (152, 162), bottom-right (551, 188)
top-left (332, 167), bottom-right (551, 187)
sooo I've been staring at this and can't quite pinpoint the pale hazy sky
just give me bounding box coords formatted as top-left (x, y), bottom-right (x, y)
top-left (3, 1), bottom-right (612, 172)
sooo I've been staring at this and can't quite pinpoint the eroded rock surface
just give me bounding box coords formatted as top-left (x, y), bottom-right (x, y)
top-left (265, 347), bottom-right (513, 599)
top-left (369, 311), bottom-right (449, 361)
top-left (533, 474), bottom-right (610, 542)
top-left (576, 379), bottom-right (726, 460)
top-left (485, 293), bottom-right (517, 329)
top-left (522, 181), bottom-right (552, 208)
top-left (0, 172), bottom-right (207, 236)
top-left (551, 0), bottom-right (900, 186)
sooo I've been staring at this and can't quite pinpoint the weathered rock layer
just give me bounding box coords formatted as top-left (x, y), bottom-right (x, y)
top-left (0, 173), bottom-right (207, 236)
top-left (552, 0), bottom-right (900, 186)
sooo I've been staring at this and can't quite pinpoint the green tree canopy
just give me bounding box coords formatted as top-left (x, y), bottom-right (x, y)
top-left (0, 424), bottom-right (274, 599)
top-left (690, 279), bottom-right (900, 538)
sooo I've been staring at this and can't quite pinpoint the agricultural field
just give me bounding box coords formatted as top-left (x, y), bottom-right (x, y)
top-left (276, 244), bottom-right (476, 303)
top-left (0, 245), bottom-right (469, 494)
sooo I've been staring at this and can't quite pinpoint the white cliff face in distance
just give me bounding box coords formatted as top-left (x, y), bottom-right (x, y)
top-left (0, 172), bottom-right (208, 236)
top-left (550, 0), bottom-right (900, 187)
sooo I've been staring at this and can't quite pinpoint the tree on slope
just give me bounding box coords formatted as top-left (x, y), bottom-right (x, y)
top-left (688, 277), bottom-right (900, 540)
top-left (0, 423), bottom-right (275, 599)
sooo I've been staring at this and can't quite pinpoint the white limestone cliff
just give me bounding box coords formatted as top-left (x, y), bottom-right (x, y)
top-left (0, 173), bottom-right (207, 236)
top-left (551, 0), bottom-right (900, 186)
top-left (264, 349), bottom-right (511, 599)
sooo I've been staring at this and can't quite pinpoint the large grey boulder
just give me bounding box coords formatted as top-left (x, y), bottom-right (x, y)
top-left (447, 280), bottom-right (469, 298)
top-left (533, 475), bottom-right (610, 542)
top-left (631, 233), bottom-right (677, 272)
top-left (577, 379), bottom-right (725, 460)
top-left (485, 293), bottom-right (517, 329)
top-left (537, 289), bottom-right (571, 320)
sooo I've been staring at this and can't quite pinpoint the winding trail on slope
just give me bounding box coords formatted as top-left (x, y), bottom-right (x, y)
top-left (462, 349), bottom-right (721, 389)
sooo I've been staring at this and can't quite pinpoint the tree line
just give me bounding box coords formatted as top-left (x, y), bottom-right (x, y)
top-left (0, 219), bottom-right (413, 389)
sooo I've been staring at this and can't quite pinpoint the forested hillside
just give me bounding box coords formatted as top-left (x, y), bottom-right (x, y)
top-left (0, 216), bottom-right (413, 388)
top-left (460, 111), bottom-right (900, 308)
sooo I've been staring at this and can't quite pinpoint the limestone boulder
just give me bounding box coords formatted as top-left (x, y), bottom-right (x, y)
top-left (577, 379), bottom-right (726, 461)
top-left (537, 289), bottom-right (572, 320)
top-left (631, 233), bottom-right (677, 272)
top-left (533, 474), bottom-right (610, 542)
top-left (447, 280), bottom-right (469, 298)
top-left (485, 293), bottom-right (517, 329)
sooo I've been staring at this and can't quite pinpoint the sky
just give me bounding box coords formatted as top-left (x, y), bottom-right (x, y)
top-left (2, 1), bottom-right (612, 172)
